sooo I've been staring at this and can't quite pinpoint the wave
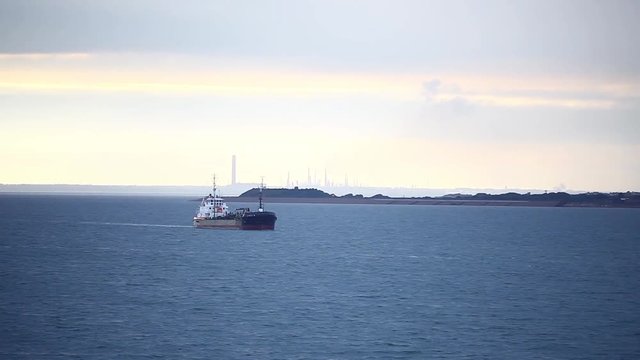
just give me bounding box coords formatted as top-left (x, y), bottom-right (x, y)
top-left (78, 221), bottom-right (191, 228)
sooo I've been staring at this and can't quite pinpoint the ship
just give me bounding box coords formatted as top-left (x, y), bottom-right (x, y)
top-left (193, 176), bottom-right (277, 230)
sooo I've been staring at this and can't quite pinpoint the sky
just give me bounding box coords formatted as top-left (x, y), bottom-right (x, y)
top-left (1, 0), bottom-right (639, 192)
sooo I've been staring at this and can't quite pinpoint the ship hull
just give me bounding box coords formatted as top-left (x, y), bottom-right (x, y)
top-left (240, 211), bottom-right (277, 230)
top-left (193, 218), bottom-right (240, 229)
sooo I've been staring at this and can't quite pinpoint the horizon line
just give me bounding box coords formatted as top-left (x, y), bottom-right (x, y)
top-left (2, 183), bottom-right (639, 195)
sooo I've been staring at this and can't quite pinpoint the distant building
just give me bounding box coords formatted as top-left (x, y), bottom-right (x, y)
top-left (231, 155), bottom-right (237, 185)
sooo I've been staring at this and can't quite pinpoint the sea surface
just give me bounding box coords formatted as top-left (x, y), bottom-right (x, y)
top-left (1, 194), bottom-right (639, 359)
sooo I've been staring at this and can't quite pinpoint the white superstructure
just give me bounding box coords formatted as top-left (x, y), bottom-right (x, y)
top-left (194, 176), bottom-right (229, 219)
top-left (195, 193), bottom-right (229, 218)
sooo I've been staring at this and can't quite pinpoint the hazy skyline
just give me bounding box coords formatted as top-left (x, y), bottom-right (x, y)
top-left (1, 0), bottom-right (639, 192)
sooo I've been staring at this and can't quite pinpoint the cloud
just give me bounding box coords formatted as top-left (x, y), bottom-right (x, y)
top-left (416, 97), bottom-right (640, 146)
top-left (1, 0), bottom-right (639, 77)
top-left (0, 53), bottom-right (90, 60)
top-left (422, 79), bottom-right (474, 117)
top-left (421, 76), bottom-right (638, 110)
top-left (1, 52), bottom-right (637, 113)
top-left (422, 79), bottom-right (441, 100)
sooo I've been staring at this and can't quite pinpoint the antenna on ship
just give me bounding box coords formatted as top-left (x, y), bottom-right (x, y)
top-left (258, 176), bottom-right (264, 212)
top-left (212, 174), bottom-right (217, 216)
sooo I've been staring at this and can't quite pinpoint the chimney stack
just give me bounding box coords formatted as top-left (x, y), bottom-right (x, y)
top-left (231, 155), bottom-right (237, 185)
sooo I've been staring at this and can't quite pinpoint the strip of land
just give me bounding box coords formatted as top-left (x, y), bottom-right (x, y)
top-left (231, 188), bottom-right (640, 208)
top-left (2, 184), bottom-right (638, 208)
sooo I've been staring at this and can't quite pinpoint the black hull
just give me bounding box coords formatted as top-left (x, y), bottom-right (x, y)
top-left (240, 211), bottom-right (277, 230)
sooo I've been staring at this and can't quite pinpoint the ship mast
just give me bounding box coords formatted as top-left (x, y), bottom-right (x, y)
top-left (258, 177), bottom-right (264, 212)
top-left (211, 174), bottom-right (220, 217)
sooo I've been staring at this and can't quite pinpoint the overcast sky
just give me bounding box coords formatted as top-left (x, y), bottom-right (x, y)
top-left (1, 0), bottom-right (639, 191)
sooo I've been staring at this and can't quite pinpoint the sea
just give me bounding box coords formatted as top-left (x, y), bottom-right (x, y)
top-left (1, 194), bottom-right (639, 359)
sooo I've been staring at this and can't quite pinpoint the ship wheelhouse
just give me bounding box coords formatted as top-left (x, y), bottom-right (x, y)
top-left (196, 192), bottom-right (230, 219)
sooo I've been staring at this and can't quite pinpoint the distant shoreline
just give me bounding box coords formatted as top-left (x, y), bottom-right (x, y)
top-left (226, 196), bottom-right (640, 208)
top-left (2, 189), bottom-right (639, 208)
top-left (234, 187), bottom-right (640, 208)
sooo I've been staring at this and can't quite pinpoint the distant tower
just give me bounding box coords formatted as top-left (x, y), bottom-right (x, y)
top-left (231, 155), bottom-right (237, 185)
